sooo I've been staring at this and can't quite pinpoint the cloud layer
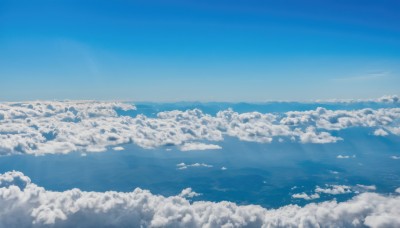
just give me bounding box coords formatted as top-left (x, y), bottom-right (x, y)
top-left (1, 171), bottom-right (400, 227)
top-left (1, 101), bottom-right (400, 155)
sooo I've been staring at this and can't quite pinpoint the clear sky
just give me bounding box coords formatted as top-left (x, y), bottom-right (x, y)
top-left (1, 0), bottom-right (400, 102)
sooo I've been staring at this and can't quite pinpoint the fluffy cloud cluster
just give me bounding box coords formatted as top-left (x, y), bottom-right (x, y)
top-left (315, 185), bottom-right (352, 195)
top-left (377, 95), bottom-right (399, 103)
top-left (1, 171), bottom-right (400, 227)
top-left (179, 142), bottom-right (221, 151)
top-left (0, 101), bottom-right (135, 155)
top-left (292, 192), bottom-right (320, 200)
top-left (1, 101), bottom-right (400, 155)
top-left (281, 107), bottom-right (400, 132)
top-left (178, 188), bottom-right (201, 198)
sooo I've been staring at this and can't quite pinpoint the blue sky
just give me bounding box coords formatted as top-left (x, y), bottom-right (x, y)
top-left (1, 0), bottom-right (400, 101)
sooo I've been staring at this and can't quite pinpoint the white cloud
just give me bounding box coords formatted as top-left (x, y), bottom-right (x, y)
top-left (337, 155), bottom-right (350, 159)
top-left (396, 188), bottom-right (400, 194)
top-left (221, 166), bottom-right (227, 171)
top-left (1, 101), bottom-right (400, 155)
top-left (282, 107), bottom-right (400, 131)
top-left (386, 127), bottom-right (400, 135)
top-left (315, 185), bottom-right (352, 195)
top-left (314, 94), bottom-right (399, 103)
top-left (374, 129), bottom-right (389, 136)
top-left (176, 163), bottom-right (213, 170)
top-left (179, 142), bottom-right (221, 151)
top-left (292, 192), bottom-right (320, 200)
top-left (298, 126), bottom-right (342, 144)
top-left (1, 171), bottom-right (400, 227)
top-left (112, 146), bottom-right (125, 151)
top-left (178, 188), bottom-right (201, 198)
top-left (295, 183), bottom-right (376, 199)
top-left (391, 156), bottom-right (400, 160)
top-left (377, 95), bottom-right (399, 103)
top-left (0, 101), bottom-right (136, 155)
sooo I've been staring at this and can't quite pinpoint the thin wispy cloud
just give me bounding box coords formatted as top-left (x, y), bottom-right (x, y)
top-left (333, 71), bottom-right (390, 82)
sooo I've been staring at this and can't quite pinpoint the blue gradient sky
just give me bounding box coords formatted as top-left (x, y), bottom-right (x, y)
top-left (1, 0), bottom-right (400, 101)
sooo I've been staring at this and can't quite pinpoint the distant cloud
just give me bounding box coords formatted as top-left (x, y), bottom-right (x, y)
top-left (391, 156), bottom-right (400, 160)
top-left (333, 71), bottom-right (390, 82)
top-left (315, 185), bottom-right (352, 195)
top-left (176, 163), bottom-right (213, 170)
top-left (292, 192), bottom-right (320, 200)
top-left (180, 142), bottom-right (221, 151)
top-left (112, 146), bottom-right (125, 151)
top-left (337, 155), bottom-right (356, 159)
top-left (294, 183), bottom-right (376, 200)
top-left (377, 95), bottom-right (399, 103)
top-left (315, 95), bottom-right (399, 103)
top-left (2, 171), bottom-right (399, 227)
top-left (1, 99), bottom-right (400, 155)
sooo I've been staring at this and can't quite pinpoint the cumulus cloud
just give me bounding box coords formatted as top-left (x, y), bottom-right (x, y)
top-left (178, 188), bottom-right (201, 198)
top-left (0, 101), bottom-right (136, 155)
top-left (112, 146), bottom-right (125, 151)
top-left (292, 192), bottom-right (320, 200)
top-left (298, 126), bottom-right (342, 144)
top-left (281, 107), bottom-right (400, 132)
top-left (391, 156), bottom-right (400, 160)
top-left (2, 171), bottom-right (400, 227)
top-left (377, 95), bottom-right (399, 103)
top-left (176, 163), bottom-right (213, 170)
top-left (396, 188), bottom-right (400, 194)
top-left (315, 185), bottom-right (352, 195)
top-left (373, 129), bottom-right (389, 136)
top-left (1, 101), bottom-right (400, 155)
top-left (179, 142), bottom-right (221, 151)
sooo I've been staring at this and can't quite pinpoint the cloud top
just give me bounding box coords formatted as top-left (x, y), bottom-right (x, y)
top-left (1, 171), bottom-right (400, 227)
top-left (1, 101), bottom-right (400, 155)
